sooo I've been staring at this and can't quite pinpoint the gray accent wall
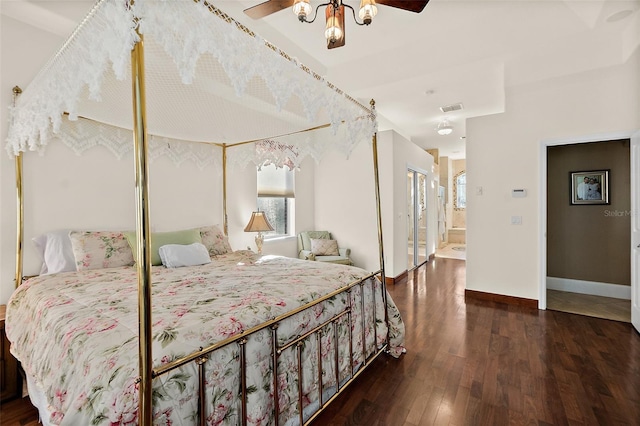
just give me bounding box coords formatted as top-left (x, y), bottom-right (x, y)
top-left (547, 140), bottom-right (630, 286)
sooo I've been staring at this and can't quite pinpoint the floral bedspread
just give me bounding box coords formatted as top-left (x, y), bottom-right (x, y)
top-left (6, 251), bottom-right (405, 425)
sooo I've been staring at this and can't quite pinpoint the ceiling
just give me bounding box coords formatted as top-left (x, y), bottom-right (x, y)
top-left (2, 0), bottom-right (639, 159)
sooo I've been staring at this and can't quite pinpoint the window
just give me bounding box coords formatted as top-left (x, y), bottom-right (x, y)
top-left (257, 164), bottom-right (294, 238)
top-left (454, 171), bottom-right (466, 210)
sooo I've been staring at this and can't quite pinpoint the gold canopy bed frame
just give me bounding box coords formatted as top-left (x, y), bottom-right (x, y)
top-left (7, 1), bottom-right (392, 425)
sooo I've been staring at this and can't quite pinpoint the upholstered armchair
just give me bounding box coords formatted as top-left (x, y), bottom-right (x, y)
top-left (297, 231), bottom-right (352, 265)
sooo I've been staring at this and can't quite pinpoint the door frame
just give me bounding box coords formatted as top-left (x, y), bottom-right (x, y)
top-left (407, 165), bottom-right (430, 270)
top-left (539, 130), bottom-right (636, 311)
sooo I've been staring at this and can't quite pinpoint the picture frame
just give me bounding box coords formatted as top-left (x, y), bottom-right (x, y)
top-left (570, 170), bottom-right (610, 205)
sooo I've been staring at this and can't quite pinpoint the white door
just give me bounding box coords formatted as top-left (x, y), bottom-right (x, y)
top-left (631, 132), bottom-right (640, 333)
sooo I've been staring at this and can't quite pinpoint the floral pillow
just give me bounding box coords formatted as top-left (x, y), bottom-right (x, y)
top-left (69, 231), bottom-right (135, 271)
top-left (200, 225), bottom-right (233, 256)
top-left (310, 238), bottom-right (340, 256)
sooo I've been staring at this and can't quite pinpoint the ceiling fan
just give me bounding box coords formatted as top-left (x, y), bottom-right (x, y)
top-left (244, 0), bottom-right (430, 49)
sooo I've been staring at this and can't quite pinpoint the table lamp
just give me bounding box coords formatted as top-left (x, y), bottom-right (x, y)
top-left (244, 211), bottom-right (274, 254)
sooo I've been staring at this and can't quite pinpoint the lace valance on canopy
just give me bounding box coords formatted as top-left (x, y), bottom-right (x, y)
top-left (6, 0), bottom-right (377, 169)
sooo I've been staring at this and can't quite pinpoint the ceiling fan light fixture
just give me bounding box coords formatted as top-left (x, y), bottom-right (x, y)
top-left (325, 5), bottom-right (344, 43)
top-left (293, 0), bottom-right (312, 21)
top-left (437, 119), bottom-right (453, 136)
top-left (359, 0), bottom-right (378, 25)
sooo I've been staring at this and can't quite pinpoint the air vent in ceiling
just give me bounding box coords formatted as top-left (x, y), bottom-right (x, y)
top-left (439, 103), bottom-right (464, 113)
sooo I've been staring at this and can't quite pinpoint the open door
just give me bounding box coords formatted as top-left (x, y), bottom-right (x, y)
top-left (632, 131), bottom-right (640, 333)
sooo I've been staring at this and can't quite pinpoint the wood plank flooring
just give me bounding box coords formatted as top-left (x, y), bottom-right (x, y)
top-left (2, 258), bottom-right (639, 425)
top-left (313, 258), bottom-right (640, 425)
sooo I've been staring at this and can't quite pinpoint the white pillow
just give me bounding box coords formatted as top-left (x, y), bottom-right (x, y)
top-left (33, 230), bottom-right (76, 275)
top-left (310, 238), bottom-right (340, 256)
top-left (158, 243), bottom-right (211, 268)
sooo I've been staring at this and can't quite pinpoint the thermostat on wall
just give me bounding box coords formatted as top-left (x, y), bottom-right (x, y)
top-left (512, 189), bottom-right (527, 198)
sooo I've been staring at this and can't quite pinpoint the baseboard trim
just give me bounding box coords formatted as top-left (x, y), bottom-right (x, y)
top-left (546, 277), bottom-right (631, 300)
top-left (385, 269), bottom-right (407, 286)
top-left (465, 289), bottom-right (538, 309)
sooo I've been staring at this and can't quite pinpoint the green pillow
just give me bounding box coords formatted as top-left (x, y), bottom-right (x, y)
top-left (124, 228), bottom-right (203, 266)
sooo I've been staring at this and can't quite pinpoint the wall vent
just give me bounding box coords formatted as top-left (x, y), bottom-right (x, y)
top-left (439, 103), bottom-right (464, 113)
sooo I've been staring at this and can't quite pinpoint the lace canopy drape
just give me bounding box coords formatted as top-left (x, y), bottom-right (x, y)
top-left (6, 0), bottom-right (377, 168)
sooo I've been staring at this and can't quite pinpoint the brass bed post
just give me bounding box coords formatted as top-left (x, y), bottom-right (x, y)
top-left (370, 100), bottom-right (389, 344)
top-left (13, 86), bottom-right (24, 289)
top-left (222, 144), bottom-right (228, 235)
top-left (131, 32), bottom-right (153, 426)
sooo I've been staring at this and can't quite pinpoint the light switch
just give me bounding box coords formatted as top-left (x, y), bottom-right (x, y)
top-left (511, 216), bottom-right (522, 225)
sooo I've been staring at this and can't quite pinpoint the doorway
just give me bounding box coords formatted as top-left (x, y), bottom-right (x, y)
top-left (407, 169), bottom-right (428, 270)
top-left (544, 138), bottom-right (631, 322)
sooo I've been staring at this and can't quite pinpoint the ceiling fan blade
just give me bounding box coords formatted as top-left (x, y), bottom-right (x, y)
top-left (376, 0), bottom-right (430, 13)
top-left (326, 5), bottom-right (346, 49)
top-left (243, 0), bottom-right (294, 20)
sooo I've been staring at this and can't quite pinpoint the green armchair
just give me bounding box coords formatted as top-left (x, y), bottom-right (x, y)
top-left (297, 231), bottom-right (352, 265)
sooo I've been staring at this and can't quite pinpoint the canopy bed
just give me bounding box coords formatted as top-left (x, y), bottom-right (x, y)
top-left (4, 1), bottom-right (402, 425)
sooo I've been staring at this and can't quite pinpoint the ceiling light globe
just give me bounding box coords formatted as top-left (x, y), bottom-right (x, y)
top-left (359, 0), bottom-right (378, 25)
top-left (325, 25), bottom-right (343, 43)
top-left (436, 119), bottom-right (453, 135)
top-left (293, 0), bottom-right (312, 21)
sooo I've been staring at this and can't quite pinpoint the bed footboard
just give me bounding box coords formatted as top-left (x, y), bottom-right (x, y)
top-left (152, 270), bottom-right (392, 426)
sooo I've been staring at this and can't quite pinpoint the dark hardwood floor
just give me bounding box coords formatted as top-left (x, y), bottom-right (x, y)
top-left (313, 258), bottom-right (640, 425)
top-left (2, 258), bottom-right (639, 425)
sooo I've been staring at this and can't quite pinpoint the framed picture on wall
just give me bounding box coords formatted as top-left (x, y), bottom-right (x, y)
top-left (570, 170), bottom-right (610, 205)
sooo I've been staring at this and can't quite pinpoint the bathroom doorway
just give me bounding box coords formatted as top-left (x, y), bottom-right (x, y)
top-left (407, 169), bottom-right (428, 270)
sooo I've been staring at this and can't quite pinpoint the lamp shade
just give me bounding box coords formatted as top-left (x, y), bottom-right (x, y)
top-left (244, 211), bottom-right (274, 233)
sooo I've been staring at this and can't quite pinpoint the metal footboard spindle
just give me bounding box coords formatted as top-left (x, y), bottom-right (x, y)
top-left (196, 353), bottom-right (208, 426)
top-left (271, 324), bottom-right (281, 425)
top-left (316, 328), bottom-right (324, 410)
top-left (296, 341), bottom-right (304, 425)
top-left (360, 280), bottom-right (367, 362)
top-left (238, 338), bottom-right (249, 426)
top-left (347, 289), bottom-right (355, 378)
top-left (333, 317), bottom-right (340, 393)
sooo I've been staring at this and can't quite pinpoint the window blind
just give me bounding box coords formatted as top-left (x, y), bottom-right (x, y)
top-left (257, 164), bottom-right (295, 198)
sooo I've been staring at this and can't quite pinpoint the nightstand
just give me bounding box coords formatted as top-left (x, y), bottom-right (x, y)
top-left (1, 304), bottom-right (21, 402)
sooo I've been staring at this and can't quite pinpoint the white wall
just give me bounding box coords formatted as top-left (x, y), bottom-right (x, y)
top-left (389, 130), bottom-right (437, 278)
top-left (466, 52), bottom-right (640, 301)
top-left (1, 16), bottom-right (69, 303)
top-left (314, 140), bottom-right (379, 272)
top-left (314, 129), bottom-right (436, 278)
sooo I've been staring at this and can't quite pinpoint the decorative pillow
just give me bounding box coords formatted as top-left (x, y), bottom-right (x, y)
top-left (301, 231), bottom-right (330, 251)
top-left (124, 228), bottom-right (203, 266)
top-left (310, 238), bottom-right (340, 256)
top-left (199, 225), bottom-right (233, 256)
top-left (69, 231), bottom-right (135, 271)
top-left (33, 230), bottom-right (77, 275)
top-left (158, 243), bottom-right (211, 268)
